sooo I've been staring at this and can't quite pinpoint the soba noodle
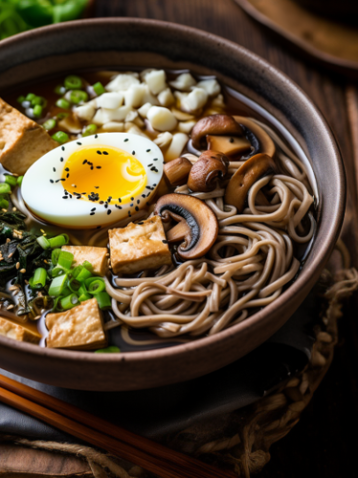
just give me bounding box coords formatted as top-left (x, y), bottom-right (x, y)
top-left (105, 120), bottom-right (315, 338)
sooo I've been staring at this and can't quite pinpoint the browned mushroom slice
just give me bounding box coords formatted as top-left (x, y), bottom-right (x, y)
top-left (225, 153), bottom-right (277, 213)
top-left (187, 150), bottom-right (229, 192)
top-left (191, 115), bottom-right (244, 150)
top-left (154, 193), bottom-right (218, 260)
top-left (233, 116), bottom-right (275, 159)
top-left (206, 135), bottom-right (251, 156)
top-left (163, 156), bottom-right (193, 187)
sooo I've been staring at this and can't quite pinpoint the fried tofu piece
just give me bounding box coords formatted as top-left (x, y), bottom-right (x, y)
top-left (109, 215), bottom-right (172, 274)
top-left (46, 298), bottom-right (107, 350)
top-left (0, 316), bottom-right (41, 344)
top-left (61, 245), bottom-right (108, 276)
top-left (0, 98), bottom-right (58, 175)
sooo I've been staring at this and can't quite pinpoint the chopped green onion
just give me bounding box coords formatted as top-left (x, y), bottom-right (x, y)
top-left (31, 96), bottom-right (47, 107)
top-left (17, 95), bottom-right (25, 104)
top-left (92, 82), bottom-right (105, 96)
top-left (43, 119), bottom-right (56, 131)
top-left (60, 293), bottom-right (79, 310)
top-left (33, 105), bottom-right (43, 118)
top-left (51, 266), bottom-right (66, 277)
top-left (82, 124), bottom-right (97, 137)
top-left (95, 346), bottom-right (121, 354)
top-left (4, 175), bottom-right (17, 187)
top-left (54, 85), bottom-right (66, 95)
top-left (51, 131), bottom-right (69, 144)
top-left (48, 234), bottom-right (68, 249)
top-left (68, 278), bottom-right (81, 293)
top-left (72, 265), bottom-right (92, 282)
top-left (96, 291), bottom-right (111, 309)
top-left (56, 112), bottom-right (69, 120)
top-left (70, 90), bottom-right (88, 104)
top-left (30, 267), bottom-right (47, 288)
top-left (37, 235), bottom-right (51, 249)
top-left (25, 93), bottom-right (36, 102)
top-left (82, 260), bottom-right (93, 272)
top-left (49, 273), bottom-right (68, 296)
top-left (56, 98), bottom-right (70, 110)
top-left (58, 250), bottom-right (74, 270)
top-left (51, 248), bottom-right (62, 266)
top-left (17, 176), bottom-right (24, 187)
top-left (0, 183), bottom-right (11, 195)
top-left (64, 75), bottom-right (82, 90)
top-left (79, 293), bottom-right (92, 302)
top-left (0, 198), bottom-right (9, 209)
top-left (87, 279), bottom-right (106, 295)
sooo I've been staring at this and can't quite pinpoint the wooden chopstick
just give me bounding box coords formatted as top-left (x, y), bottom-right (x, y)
top-left (0, 374), bottom-right (236, 478)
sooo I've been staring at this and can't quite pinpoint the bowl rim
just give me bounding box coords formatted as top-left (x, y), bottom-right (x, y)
top-left (0, 18), bottom-right (345, 365)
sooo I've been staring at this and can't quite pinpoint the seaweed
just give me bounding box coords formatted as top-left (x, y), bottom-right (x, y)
top-left (0, 211), bottom-right (51, 314)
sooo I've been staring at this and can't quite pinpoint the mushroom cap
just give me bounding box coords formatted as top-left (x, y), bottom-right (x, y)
top-left (233, 116), bottom-right (275, 159)
top-left (191, 114), bottom-right (244, 150)
top-left (154, 193), bottom-right (219, 260)
top-left (187, 150), bottom-right (229, 192)
top-left (225, 153), bottom-right (277, 213)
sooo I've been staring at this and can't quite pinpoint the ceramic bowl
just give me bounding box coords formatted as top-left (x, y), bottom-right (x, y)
top-left (0, 19), bottom-right (345, 391)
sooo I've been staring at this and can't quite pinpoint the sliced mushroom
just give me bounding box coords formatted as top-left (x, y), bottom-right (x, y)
top-left (206, 135), bottom-right (251, 156)
top-left (154, 193), bottom-right (218, 260)
top-left (233, 116), bottom-right (275, 159)
top-left (225, 153), bottom-right (276, 212)
top-left (164, 156), bottom-right (193, 187)
top-left (191, 114), bottom-right (275, 159)
top-left (187, 150), bottom-right (229, 192)
top-left (191, 115), bottom-right (244, 150)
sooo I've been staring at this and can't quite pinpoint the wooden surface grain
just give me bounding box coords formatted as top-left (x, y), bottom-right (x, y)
top-left (1, 0), bottom-right (358, 476)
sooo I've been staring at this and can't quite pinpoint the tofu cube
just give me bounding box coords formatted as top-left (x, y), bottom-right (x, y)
top-left (109, 215), bottom-right (172, 274)
top-left (0, 316), bottom-right (41, 344)
top-left (61, 245), bottom-right (108, 276)
top-left (46, 298), bottom-right (107, 350)
top-left (0, 98), bottom-right (58, 175)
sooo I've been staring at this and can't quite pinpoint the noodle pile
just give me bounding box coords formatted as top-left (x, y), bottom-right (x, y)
top-left (105, 119), bottom-right (315, 338)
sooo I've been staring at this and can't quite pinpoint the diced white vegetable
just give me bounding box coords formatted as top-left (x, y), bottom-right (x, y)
top-left (142, 85), bottom-right (160, 106)
top-left (145, 69), bottom-right (167, 95)
top-left (169, 73), bottom-right (196, 91)
top-left (125, 109), bottom-right (138, 122)
top-left (134, 116), bottom-right (145, 128)
top-left (147, 106), bottom-right (177, 132)
top-left (124, 123), bottom-right (148, 137)
top-left (138, 102), bottom-right (152, 118)
top-left (196, 79), bottom-right (221, 96)
top-left (124, 84), bottom-right (146, 108)
top-left (92, 105), bottom-right (132, 125)
top-left (158, 88), bottom-right (175, 107)
top-left (106, 74), bottom-right (140, 92)
top-left (96, 92), bottom-right (124, 109)
top-left (171, 107), bottom-right (195, 121)
top-left (164, 133), bottom-right (188, 161)
top-left (154, 132), bottom-right (173, 148)
top-left (100, 122), bottom-right (124, 132)
top-left (211, 94), bottom-right (225, 108)
top-left (74, 101), bottom-right (96, 122)
top-left (179, 88), bottom-right (208, 112)
top-left (178, 120), bottom-right (196, 133)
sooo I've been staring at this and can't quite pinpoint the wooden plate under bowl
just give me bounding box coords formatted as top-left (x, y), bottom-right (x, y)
top-left (0, 19), bottom-right (345, 391)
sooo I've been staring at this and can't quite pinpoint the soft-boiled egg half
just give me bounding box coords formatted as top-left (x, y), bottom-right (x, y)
top-left (21, 133), bottom-right (164, 228)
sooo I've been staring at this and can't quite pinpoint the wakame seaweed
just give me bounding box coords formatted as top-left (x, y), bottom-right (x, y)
top-left (0, 211), bottom-right (51, 314)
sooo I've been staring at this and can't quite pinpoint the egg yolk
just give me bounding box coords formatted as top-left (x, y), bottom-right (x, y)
top-left (62, 145), bottom-right (147, 204)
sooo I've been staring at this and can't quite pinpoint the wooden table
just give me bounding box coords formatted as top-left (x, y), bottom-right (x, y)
top-left (1, 0), bottom-right (358, 476)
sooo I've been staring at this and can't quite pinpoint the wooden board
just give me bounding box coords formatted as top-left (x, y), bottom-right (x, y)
top-left (1, 0), bottom-right (358, 476)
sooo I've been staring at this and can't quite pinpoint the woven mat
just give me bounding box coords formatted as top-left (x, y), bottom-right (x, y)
top-left (1, 241), bottom-right (357, 478)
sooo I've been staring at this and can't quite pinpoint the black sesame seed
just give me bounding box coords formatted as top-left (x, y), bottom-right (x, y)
top-left (104, 204), bottom-right (108, 208)
top-left (95, 186), bottom-right (99, 189)
top-left (60, 157), bottom-right (64, 162)
top-left (91, 166), bottom-right (93, 170)
top-left (62, 196), bottom-right (68, 199)
top-left (229, 138), bottom-right (234, 143)
top-left (103, 151), bottom-right (108, 155)
top-left (66, 173), bottom-right (69, 178)
top-left (153, 158), bottom-right (158, 161)
top-left (50, 180), bottom-right (54, 183)
top-left (107, 209), bottom-right (112, 215)
top-left (55, 179), bottom-right (60, 183)
top-left (60, 178), bottom-right (65, 181)
top-left (150, 167), bottom-right (156, 171)
top-left (135, 206), bottom-right (139, 211)
top-left (95, 134), bottom-right (98, 139)
top-left (146, 149), bottom-right (151, 152)
top-left (83, 160), bottom-right (87, 164)
top-left (99, 201), bottom-right (104, 204)
top-left (107, 196), bottom-right (112, 202)
top-left (148, 163), bottom-right (153, 167)
top-left (91, 208), bottom-right (96, 211)
top-left (138, 222), bottom-right (144, 225)
top-left (141, 194), bottom-right (146, 198)
top-left (96, 166), bottom-right (101, 169)
top-left (118, 198), bottom-right (122, 203)
top-left (61, 146), bottom-right (65, 151)
top-left (130, 197), bottom-right (134, 200)
top-left (153, 183), bottom-right (157, 186)
top-left (132, 151), bottom-right (135, 155)
top-left (137, 200), bottom-right (140, 204)
top-left (53, 167), bottom-right (56, 172)
top-left (124, 138), bottom-right (129, 142)
top-left (65, 168), bottom-right (69, 172)
top-left (97, 151), bottom-right (102, 155)
top-left (77, 142), bottom-right (82, 145)
top-left (69, 194), bottom-right (72, 198)
top-left (162, 240), bottom-right (168, 244)
top-left (130, 203), bottom-right (134, 207)
top-left (90, 212), bottom-right (95, 216)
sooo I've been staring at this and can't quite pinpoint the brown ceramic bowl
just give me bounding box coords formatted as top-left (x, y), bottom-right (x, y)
top-left (0, 19), bottom-right (345, 391)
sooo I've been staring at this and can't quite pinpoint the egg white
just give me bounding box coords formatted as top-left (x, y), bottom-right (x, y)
top-left (21, 133), bottom-right (164, 228)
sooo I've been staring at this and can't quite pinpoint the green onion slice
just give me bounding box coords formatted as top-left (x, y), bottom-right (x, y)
top-left (64, 75), bottom-right (82, 90)
top-left (60, 293), bottom-right (79, 310)
top-left (30, 267), bottom-right (47, 288)
top-left (43, 119), bottom-right (56, 131)
top-left (96, 291), bottom-right (111, 310)
top-left (92, 82), bottom-right (105, 96)
top-left (51, 131), bottom-right (69, 144)
top-left (48, 273), bottom-right (68, 297)
top-left (37, 235), bottom-right (51, 250)
top-left (0, 183), bottom-right (11, 195)
top-left (58, 250), bottom-right (74, 270)
top-left (4, 175), bottom-right (17, 187)
top-left (70, 90), bottom-right (88, 104)
top-left (51, 248), bottom-right (62, 266)
top-left (48, 234), bottom-right (68, 249)
top-left (95, 346), bottom-right (120, 354)
top-left (87, 279), bottom-right (106, 295)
